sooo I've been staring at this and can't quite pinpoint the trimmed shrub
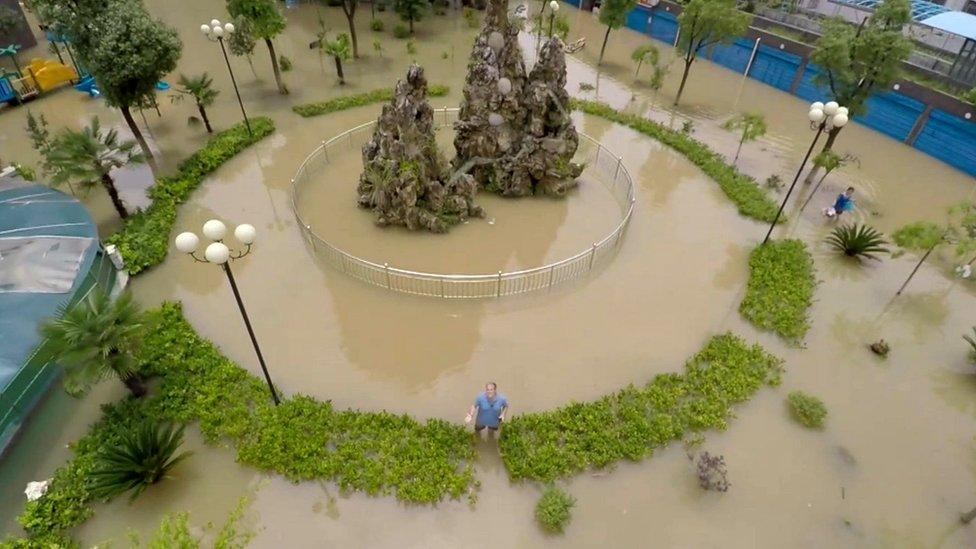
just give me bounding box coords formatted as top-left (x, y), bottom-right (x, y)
top-left (292, 85), bottom-right (449, 117)
top-left (740, 239), bottom-right (816, 344)
top-left (393, 23), bottom-right (410, 38)
top-left (370, 18), bottom-right (384, 31)
top-left (787, 391), bottom-right (827, 429)
top-left (535, 487), bottom-right (575, 534)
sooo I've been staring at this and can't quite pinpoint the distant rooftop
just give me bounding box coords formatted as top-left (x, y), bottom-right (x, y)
top-left (918, 11), bottom-right (976, 41)
top-left (831, 0), bottom-right (948, 22)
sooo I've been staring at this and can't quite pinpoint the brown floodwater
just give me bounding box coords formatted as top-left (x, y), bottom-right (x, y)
top-left (2, 2), bottom-right (976, 547)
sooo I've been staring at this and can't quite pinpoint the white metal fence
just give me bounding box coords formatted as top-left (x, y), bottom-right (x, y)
top-left (290, 107), bottom-right (636, 298)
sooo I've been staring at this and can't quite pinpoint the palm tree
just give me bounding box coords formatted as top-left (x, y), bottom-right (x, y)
top-left (826, 224), bottom-right (889, 261)
top-left (172, 73), bottom-right (220, 133)
top-left (321, 33), bottom-right (351, 85)
top-left (44, 117), bottom-right (145, 219)
top-left (631, 44), bottom-right (659, 78)
top-left (40, 290), bottom-right (147, 397)
top-left (89, 421), bottom-right (192, 501)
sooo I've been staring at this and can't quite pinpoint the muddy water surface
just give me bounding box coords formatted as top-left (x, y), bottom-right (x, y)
top-left (2, 2), bottom-right (976, 548)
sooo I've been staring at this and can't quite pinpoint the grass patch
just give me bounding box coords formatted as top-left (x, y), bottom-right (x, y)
top-left (571, 100), bottom-right (781, 224)
top-left (104, 118), bottom-right (275, 275)
top-left (10, 303), bottom-right (475, 544)
top-left (739, 239), bottom-right (816, 344)
top-left (535, 486), bottom-right (575, 534)
top-left (292, 85), bottom-right (450, 118)
top-left (499, 333), bottom-right (783, 482)
top-left (786, 391), bottom-right (827, 429)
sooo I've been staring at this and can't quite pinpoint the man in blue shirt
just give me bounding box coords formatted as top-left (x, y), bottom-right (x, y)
top-left (465, 382), bottom-right (508, 434)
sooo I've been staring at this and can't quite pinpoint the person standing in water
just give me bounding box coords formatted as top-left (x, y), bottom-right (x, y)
top-left (827, 187), bottom-right (855, 219)
top-left (465, 382), bottom-right (508, 435)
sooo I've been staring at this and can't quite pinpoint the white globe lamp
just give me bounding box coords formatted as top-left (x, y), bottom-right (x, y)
top-left (210, 19), bottom-right (221, 28)
top-left (203, 219), bottom-right (227, 241)
top-left (832, 113), bottom-right (849, 128)
top-left (808, 108), bottom-right (825, 124)
top-left (224, 22), bottom-right (235, 34)
top-left (810, 101), bottom-right (824, 111)
top-left (234, 224), bottom-right (256, 245)
top-left (200, 24), bottom-right (211, 35)
top-left (204, 242), bottom-right (230, 264)
top-left (175, 232), bottom-right (200, 254)
top-left (823, 101), bottom-right (839, 116)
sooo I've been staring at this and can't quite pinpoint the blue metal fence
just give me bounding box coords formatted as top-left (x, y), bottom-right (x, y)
top-left (914, 109), bottom-right (976, 176)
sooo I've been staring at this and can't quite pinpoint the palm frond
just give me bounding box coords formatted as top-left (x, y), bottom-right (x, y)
top-left (826, 224), bottom-right (889, 261)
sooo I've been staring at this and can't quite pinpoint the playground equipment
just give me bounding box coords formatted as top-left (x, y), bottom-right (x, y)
top-left (0, 75), bottom-right (17, 105)
top-left (24, 59), bottom-right (77, 92)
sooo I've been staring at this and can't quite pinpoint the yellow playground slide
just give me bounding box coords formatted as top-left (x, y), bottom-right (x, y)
top-left (26, 59), bottom-right (78, 93)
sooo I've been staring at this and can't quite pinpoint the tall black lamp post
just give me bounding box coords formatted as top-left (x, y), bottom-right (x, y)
top-left (201, 19), bottom-right (253, 137)
top-left (175, 220), bottom-right (280, 405)
top-left (761, 100), bottom-right (849, 245)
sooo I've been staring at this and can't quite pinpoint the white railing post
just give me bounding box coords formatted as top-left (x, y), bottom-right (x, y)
top-left (589, 243), bottom-right (597, 270)
top-left (496, 271), bottom-right (502, 297)
top-left (385, 263), bottom-right (391, 289)
top-left (440, 278), bottom-right (445, 297)
top-left (613, 156), bottom-right (622, 184)
top-left (548, 265), bottom-right (555, 289)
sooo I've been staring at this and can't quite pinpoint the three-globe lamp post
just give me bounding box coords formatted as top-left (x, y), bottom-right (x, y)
top-left (174, 220), bottom-right (280, 405)
top-left (200, 19), bottom-right (253, 137)
top-left (762, 100), bottom-right (849, 244)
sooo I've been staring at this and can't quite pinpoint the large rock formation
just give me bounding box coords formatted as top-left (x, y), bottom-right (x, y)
top-left (358, 65), bottom-right (483, 233)
top-left (452, 0), bottom-right (582, 197)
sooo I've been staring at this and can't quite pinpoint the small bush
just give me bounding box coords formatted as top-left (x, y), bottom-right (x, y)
top-left (406, 38), bottom-right (417, 54)
top-left (535, 487), bottom-right (575, 534)
top-left (787, 391), bottom-right (827, 429)
top-left (695, 452), bottom-right (730, 492)
top-left (740, 239), bottom-right (816, 344)
top-left (292, 85), bottom-right (449, 117)
top-left (393, 23), bottom-right (410, 38)
top-left (826, 224), bottom-right (889, 261)
top-left (764, 174), bottom-right (783, 190)
top-left (370, 18), bottom-right (384, 31)
top-left (681, 120), bottom-right (695, 134)
top-left (463, 6), bottom-right (479, 28)
top-left (964, 327), bottom-right (976, 364)
top-left (278, 54), bottom-right (292, 72)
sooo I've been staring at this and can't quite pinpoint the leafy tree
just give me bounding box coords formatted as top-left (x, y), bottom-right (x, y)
top-left (721, 112), bottom-right (766, 165)
top-left (675, 0), bottom-right (749, 106)
top-left (0, 5), bottom-right (19, 37)
top-left (892, 203), bottom-right (975, 295)
top-left (805, 0), bottom-right (911, 183)
top-left (338, 0), bottom-right (361, 58)
top-left (964, 88), bottom-right (976, 106)
top-left (631, 44), bottom-right (658, 78)
top-left (39, 290), bottom-right (148, 397)
top-left (228, 0), bottom-right (289, 94)
top-left (44, 117), bottom-right (145, 219)
top-left (74, 1), bottom-right (181, 172)
top-left (395, 0), bottom-right (426, 34)
top-left (172, 73), bottom-right (220, 133)
top-left (373, 38), bottom-right (383, 57)
top-left (89, 421), bottom-right (192, 502)
top-left (321, 33), bottom-right (351, 84)
top-left (597, 0), bottom-right (637, 66)
top-left (798, 149), bottom-right (857, 213)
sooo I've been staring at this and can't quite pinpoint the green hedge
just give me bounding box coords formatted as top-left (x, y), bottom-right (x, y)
top-left (292, 85), bottom-right (450, 118)
top-left (104, 118), bottom-right (275, 275)
top-left (571, 100), bottom-right (781, 224)
top-left (498, 333), bottom-right (783, 482)
top-left (739, 239), bottom-right (816, 344)
top-left (10, 303), bottom-right (475, 544)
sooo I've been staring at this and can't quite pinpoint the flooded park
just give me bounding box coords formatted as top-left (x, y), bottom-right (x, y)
top-left (1, 0), bottom-right (976, 546)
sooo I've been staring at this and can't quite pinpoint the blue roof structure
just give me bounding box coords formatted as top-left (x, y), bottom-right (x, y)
top-left (0, 179), bottom-right (98, 392)
top-left (918, 11), bottom-right (976, 41)
top-left (831, 0), bottom-right (949, 21)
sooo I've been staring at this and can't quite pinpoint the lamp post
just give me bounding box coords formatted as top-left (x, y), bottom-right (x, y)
top-left (201, 19), bottom-right (252, 137)
top-left (761, 100), bottom-right (849, 245)
top-left (548, 0), bottom-right (559, 38)
top-left (174, 219), bottom-right (280, 405)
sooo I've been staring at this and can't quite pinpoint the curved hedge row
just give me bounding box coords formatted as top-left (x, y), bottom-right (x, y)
top-left (292, 85), bottom-right (450, 118)
top-left (105, 118), bottom-right (275, 275)
top-left (571, 100), bottom-right (781, 224)
top-left (499, 333), bottom-right (783, 482)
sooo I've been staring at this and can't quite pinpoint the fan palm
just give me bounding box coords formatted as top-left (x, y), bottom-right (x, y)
top-left (44, 117), bottom-right (145, 219)
top-left (826, 224), bottom-right (889, 261)
top-left (321, 33), bottom-right (351, 84)
top-left (39, 290), bottom-right (147, 397)
top-left (89, 421), bottom-right (192, 502)
top-left (172, 73), bottom-right (220, 133)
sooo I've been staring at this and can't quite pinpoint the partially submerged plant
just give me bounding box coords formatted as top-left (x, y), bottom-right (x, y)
top-left (764, 174), bottom-right (783, 190)
top-left (535, 486), bottom-right (575, 534)
top-left (694, 452), bottom-right (730, 492)
top-left (787, 391), bottom-right (827, 429)
top-left (89, 421), bottom-right (192, 502)
top-left (722, 112), bottom-right (766, 165)
top-left (826, 224), bottom-right (889, 261)
top-left (869, 339), bottom-right (890, 358)
top-left (964, 327), bottom-right (976, 364)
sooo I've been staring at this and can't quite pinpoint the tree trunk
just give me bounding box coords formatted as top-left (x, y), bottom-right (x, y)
top-left (409, 17), bottom-right (414, 33)
top-left (896, 244), bottom-right (937, 296)
top-left (120, 106), bottom-right (158, 173)
top-left (674, 58), bottom-right (693, 106)
top-left (335, 56), bottom-right (345, 84)
top-left (804, 127), bottom-right (841, 184)
top-left (265, 38), bottom-right (288, 95)
top-left (345, 10), bottom-right (360, 58)
top-left (635, 58), bottom-right (643, 78)
top-left (122, 374), bottom-right (148, 398)
top-left (733, 134), bottom-right (745, 165)
top-left (598, 25), bottom-right (612, 66)
top-left (798, 170), bottom-right (830, 214)
top-left (100, 172), bottom-right (129, 219)
top-left (197, 104), bottom-right (213, 133)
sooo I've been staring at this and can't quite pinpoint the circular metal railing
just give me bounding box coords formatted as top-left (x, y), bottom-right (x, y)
top-left (290, 108), bottom-right (636, 298)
